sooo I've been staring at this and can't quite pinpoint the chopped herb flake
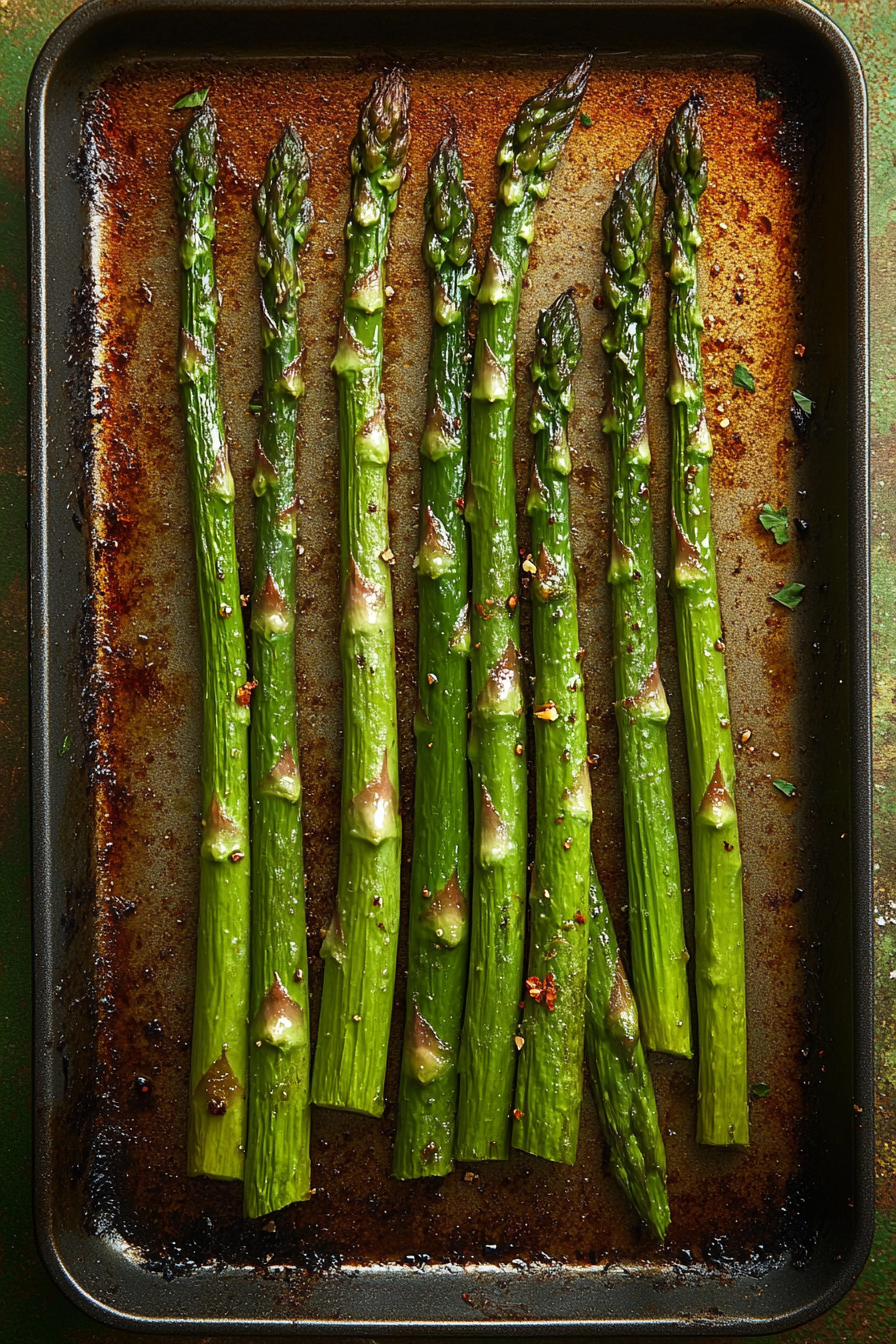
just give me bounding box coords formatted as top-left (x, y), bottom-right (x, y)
top-left (733, 363), bottom-right (756, 393)
top-left (757, 87), bottom-right (775, 103)
top-left (773, 779), bottom-right (796, 798)
top-left (793, 389), bottom-right (814, 415)
top-left (770, 582), bottom-right (805, 610)
top-left (248, 389), bottom-right (263, 416)
top-left (58, 733), bottom-right (72, 758)
top-left (579, 112), bottom-right (593, 128)
top-left (172, 88), bottom-right (209, 110)
top-left (751, 1081), bottom-right (771, 1097)
top-left (759, 503), bottom-right (789, 545)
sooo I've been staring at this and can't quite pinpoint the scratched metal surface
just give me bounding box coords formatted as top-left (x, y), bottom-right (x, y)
top-left (3, 2), bottom-right (891, 1343)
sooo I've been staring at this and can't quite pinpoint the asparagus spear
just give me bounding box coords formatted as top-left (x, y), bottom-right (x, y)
top-left (585, 860), bottom-right (671, 1240)
top-left (511, 291), bottom-right (589, 1164)
top-left (660, 95), bottom-right (748, 1145)
top-left (244, 127), bottom-right (314, 1218)
top-left (601, 146), bottom-right (691, 1058)
top-left (311, 69), bottom-right (410, 1117)
top-left (393, 133), bottom-right (476, 1180)
top-left (172, 96), bottom-right (251, 1181)
top-left (457, 56), bottom-right (592, 1163)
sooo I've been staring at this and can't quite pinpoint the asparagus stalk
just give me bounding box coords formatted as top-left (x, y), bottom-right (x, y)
top-left (393, 133), bottom-right (476, 1179)
top-left (585, 860), bottom-right (671, 1240)
top-left (172, 96), bottom-right (251, 1180)
top-left (511, 291), bottom-right (589, 1164)
top-left (457, 56), bottom-right (591, 1163)
top-left (310, 70), bottom-right (410, 1117)
top-left (660, 95), bottom-right (748, 1145)
top-left (244, 127), bottom-right (314, 1218)
top-left (601, 146), bottom-right (691, 1058)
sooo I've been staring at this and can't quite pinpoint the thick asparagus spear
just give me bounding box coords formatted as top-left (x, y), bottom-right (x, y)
top-left (457, 56), bottom-right (592, 1163)
top-left (244, 127), bottom-right (314, 1218)
top-left (511, 291), bottom-right (589, 1164)
top-left (585, 860), bottom-right (671, 1240)
top-left (601, 146), bottom-right (691, 1058)
top-left (393, 133), bottom-right (476, 1180)
top-left (660, 95), bottom-right (748, 1145)
top-left (172, 96), bottom-right (251, 1180)
top-left (311, 70), bottom-right (410, 1117)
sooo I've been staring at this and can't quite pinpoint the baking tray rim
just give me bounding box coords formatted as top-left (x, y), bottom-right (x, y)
top-left (27, 0), bottom-right (874, 1333)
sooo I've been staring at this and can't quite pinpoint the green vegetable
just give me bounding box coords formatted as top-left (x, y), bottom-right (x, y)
top-left (585, 861), bottom-right (671, 1240)
top-left (310, 69), bottom-right (410, 1117)
top-left (457, 57), bottom-right (592, 1162)
top-left (393, 132), bottom-right (476, 1180)
top-left (751, 1081), bottom-right (771, 1097)
top-left (173, 100), bottom-right (251, 1179)
top-left (759, 503), bottom-right (789, 545)
top-left (511, 291), bottom-right (589, 1164)
top-left (600, 143), bottom-right (690, 1058)
top-left (773, 779), bottom-right (796, 798)
top-left (244, 127), bottom-right (314, 1218)
top-left (770, 582), bottom-right (805, 609)
top-left (580, 112), bottom-right (593, 128)
top-left (58, 733), bottom-right (71, 758)
top-left (172, 87), bottom-right (209, 111)
top-left (793, 389), bottom-right (814, 415)
top-left (661, 94), bottom-right (749, 1147)
top-left (733, 363), bottom-right (756, 393)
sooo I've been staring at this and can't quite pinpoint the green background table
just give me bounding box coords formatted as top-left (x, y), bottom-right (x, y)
top-left (2, 1), bottom-right (893, 1338)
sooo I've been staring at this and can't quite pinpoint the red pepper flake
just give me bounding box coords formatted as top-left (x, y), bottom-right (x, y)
top-left (456, 497), bottom-right (465, 511)
top-left (512, 1108), bottom-right (524, 1120)
top-left (475, 603), bottom-right (493, 621)
top-left (525, 972), bottom-right (557, 1011)
top-left (795, 343), bottom-right (806, 358)
top-left (229, 850), bottom-right (245, 864)
top-left (574, 911), bottom-right (586, 925)
top-left (236, 679), bottom-right (257, 707)
top-left (507, 594), bottom-right (518, 611)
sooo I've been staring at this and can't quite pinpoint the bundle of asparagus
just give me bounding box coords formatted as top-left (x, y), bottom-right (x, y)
top-left (601, 146), bottom-right (691, 1058)
top-left (661, 95), bottom-right (748, 1147)
top-left (173, 95), bottom-right (252, 1182)
top-left (245, 127), bottom-right (314, 1219)
top-left (458, 56), bottom-right (592, 1164)
top-left (311, 69), bottom-right (410, 1118)
top-left (393, 132), bottom-right (477, 1180)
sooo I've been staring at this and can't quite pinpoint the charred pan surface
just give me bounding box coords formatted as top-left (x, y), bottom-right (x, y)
top-left (75, 53), bottom-right (821, 1271)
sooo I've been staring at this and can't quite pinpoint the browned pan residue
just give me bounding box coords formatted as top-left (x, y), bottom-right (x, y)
top-left (78, 52), bottom-right (823, 1273)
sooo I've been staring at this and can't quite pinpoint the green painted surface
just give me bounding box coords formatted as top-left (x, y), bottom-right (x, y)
top-left (1, 0), bottom-right (894, 1337)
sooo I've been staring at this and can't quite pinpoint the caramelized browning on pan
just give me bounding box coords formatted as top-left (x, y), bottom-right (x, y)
top-left (74, 51), bottom-right (824, 1272)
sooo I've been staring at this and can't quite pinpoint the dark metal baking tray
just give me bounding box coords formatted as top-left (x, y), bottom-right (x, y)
top-left (29, 0), bottom-right (872, 1333)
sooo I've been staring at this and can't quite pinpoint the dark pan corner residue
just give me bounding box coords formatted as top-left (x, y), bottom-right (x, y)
top-left (31, 1), bottom-right (870, 1332)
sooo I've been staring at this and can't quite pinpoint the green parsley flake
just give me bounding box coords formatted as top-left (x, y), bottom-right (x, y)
top-left (773, 779), bottom-right (796, 798)
top-left (733, 364), bottom-right (756, 393)
top-left (751, 1081), bottom-right (771, 1097)
top-left (172, 87), bottom-right (209, 110)
top-left (579, 112), bottom-right (593, 128)
top-left (759, 503), bottom-right (789, 545)
top-left (793, 389), bottom-right (814, 415)
top-left (770, 582), bottom-right (805, 610)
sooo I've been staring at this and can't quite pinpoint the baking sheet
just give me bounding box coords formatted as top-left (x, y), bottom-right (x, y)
top-left (29, 0), bottom-right (872, 1332)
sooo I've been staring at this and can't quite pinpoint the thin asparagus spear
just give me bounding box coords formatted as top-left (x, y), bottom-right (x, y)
top-left (311, 69), bottom-right (410, 1117)
top-left (585, 860), bottom-right (671, 1240)
top-left (512, 291), bottom-right (589, 1164)
top-left (393, 132), bottom-right (476, 1180)
top-left (660, 95), bottom-right (748, 1145)
top-left (457, 56), bottom-right (592, 1163)
top-left (601, 146), bottom-right (691, 1058)
top-left (244, 127), bottom-right (314, 1218)
top-left (172, 95), bottom-right (251, 1180)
